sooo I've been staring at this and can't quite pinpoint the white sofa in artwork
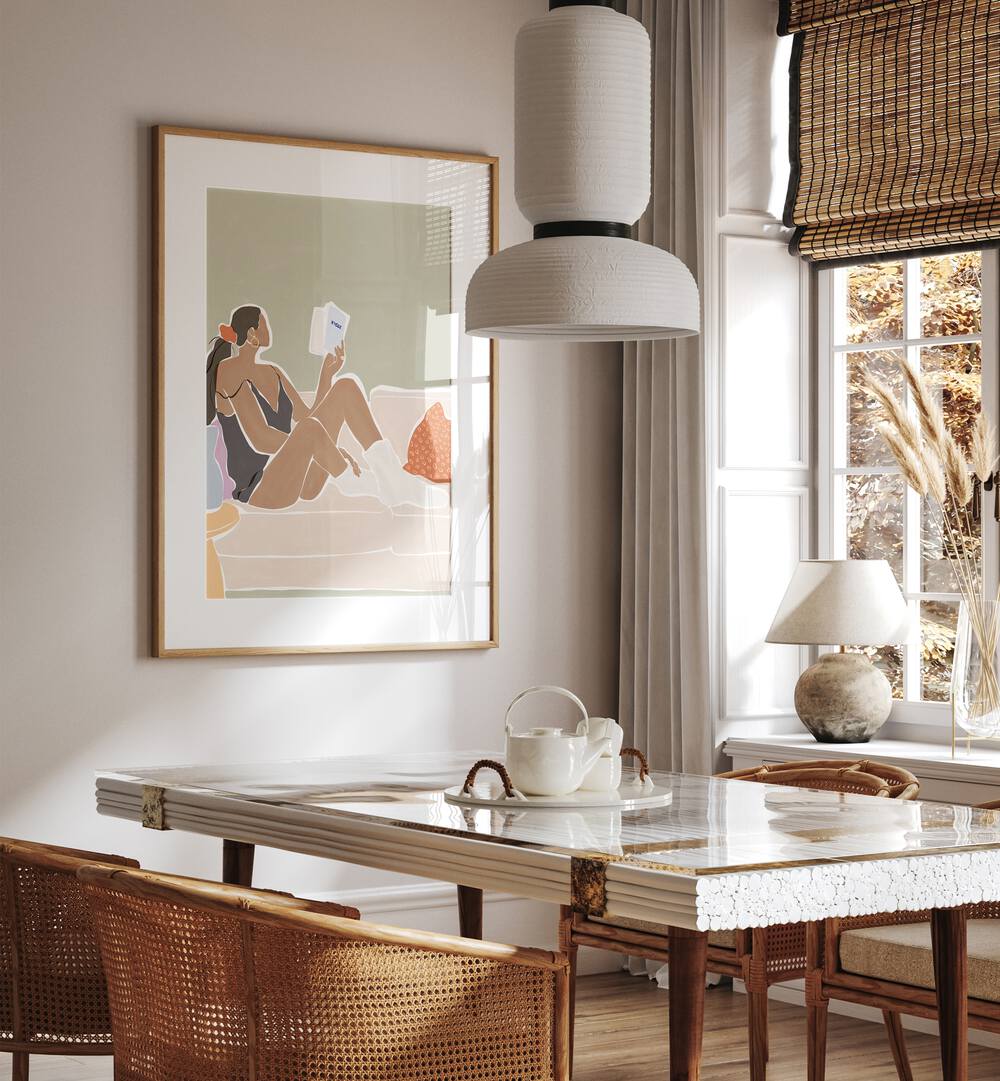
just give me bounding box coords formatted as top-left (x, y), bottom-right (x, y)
top-left (212, 385), bottom-right (452, 597)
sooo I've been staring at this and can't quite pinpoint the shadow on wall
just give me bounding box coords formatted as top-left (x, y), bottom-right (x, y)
top-left (724, 1), bottom-right (790, 219)
top-left (0, 0), bottom-right (623, 905)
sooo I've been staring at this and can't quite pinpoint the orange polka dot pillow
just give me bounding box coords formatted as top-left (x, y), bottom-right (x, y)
top-left (404, 401), bottom-right (451, 484)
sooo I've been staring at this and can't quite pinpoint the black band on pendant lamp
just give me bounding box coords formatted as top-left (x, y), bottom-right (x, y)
top-left (533, 221), bottom-right (632, 239)
top-left (548, 0), bottom-right (616, 9)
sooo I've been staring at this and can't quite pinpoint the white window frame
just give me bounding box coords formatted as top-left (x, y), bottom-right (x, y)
top-left (817, 249), bottom-right (1000, 728)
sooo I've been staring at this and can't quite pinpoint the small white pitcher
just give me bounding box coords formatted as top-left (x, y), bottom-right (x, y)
top-left (579, 716), bottom-right (625, 791)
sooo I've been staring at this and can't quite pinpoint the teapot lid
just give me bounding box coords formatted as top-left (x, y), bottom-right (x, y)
top-left (518, 726), bottom-right (573, 738)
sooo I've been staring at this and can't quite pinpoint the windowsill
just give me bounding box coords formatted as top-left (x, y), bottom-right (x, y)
top-left (722, 733), bottom-right (1000, 786)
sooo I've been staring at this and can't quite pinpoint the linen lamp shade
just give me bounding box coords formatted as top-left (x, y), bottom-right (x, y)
top-left (465, 2), bottom-right (700, 342)
top-left (767, 560), bottom-right (909, 647)
top-left (767, 560), bottom-right (910, 743)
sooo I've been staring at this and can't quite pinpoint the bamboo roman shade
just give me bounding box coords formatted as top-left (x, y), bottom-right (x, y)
top-left (779, 0), bottom-right (1000, 265)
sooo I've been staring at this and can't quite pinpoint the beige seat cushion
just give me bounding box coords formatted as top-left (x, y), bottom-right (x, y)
top-left (592, 914), bottom-right (735, 948)
top-left (710, 929), bottom-right (737, 948)
top-left (840, 920), bottom-right (1000, 1004)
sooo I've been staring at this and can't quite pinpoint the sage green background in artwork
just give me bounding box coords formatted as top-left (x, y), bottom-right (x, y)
top-left (206, 188), bottom-right (452, 393)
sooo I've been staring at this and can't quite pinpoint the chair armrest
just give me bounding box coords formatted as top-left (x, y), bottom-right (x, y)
top-left (1, 838), bottom-right (139, 873)
top-left (78, 864), bottom-right (561, 970)
top-left (263, 903), bottom-right (569, 972)
top-left (78, 866), bottom-right (361, 920)
top-left (287, 896), bottom-right (361, 920)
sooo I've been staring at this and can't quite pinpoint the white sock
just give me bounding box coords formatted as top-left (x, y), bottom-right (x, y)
top-left (364, 439), bottom-right (449, 510)
top-left (332, 466), bottom-right (381, 499)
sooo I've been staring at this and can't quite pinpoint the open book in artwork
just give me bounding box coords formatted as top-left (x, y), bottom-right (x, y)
top-left (308, 300), bottom-right (350, 356)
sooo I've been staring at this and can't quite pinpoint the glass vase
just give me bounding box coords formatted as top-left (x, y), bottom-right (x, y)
top-left (952, 600), bottom-right (1000, 740)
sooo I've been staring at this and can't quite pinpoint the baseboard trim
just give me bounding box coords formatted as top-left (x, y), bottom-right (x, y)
top-left (300, 883), bottom-right (618, 975)
top-left (734, 978), bottom-right (1000, 1049)
top-left (303, 882), bottom-right (523, 916)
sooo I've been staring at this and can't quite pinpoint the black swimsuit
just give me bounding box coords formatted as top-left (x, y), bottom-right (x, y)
top-left (217, 375), bottom-right (294, 503)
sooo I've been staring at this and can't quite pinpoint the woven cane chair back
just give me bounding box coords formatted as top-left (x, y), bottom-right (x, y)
top-left (80, 865), bottom-right (569, 1081)
top-left (0, 837), bottom-right (139, 1053)
top-left (718, 759), bottom-right (920, 800)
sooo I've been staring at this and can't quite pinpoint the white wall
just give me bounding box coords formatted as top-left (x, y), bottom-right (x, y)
top-left (707, 0), bottom-right (813, 752)
top-left (0, 0), bottom-right (622, 953)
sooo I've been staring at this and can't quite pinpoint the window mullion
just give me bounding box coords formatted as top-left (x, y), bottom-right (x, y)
top-left (834, 333), bottom-right (982, 352)
top-left (903, 261), bottom-right (922, 702)
top-left (980, 248), bottom-right (999, 605)
top-left (817, 267), bottom-right (836, 563)
top-left (903, 354), bottom-right (922, 704)
top-left (904, 258), bottom-right (921, 341)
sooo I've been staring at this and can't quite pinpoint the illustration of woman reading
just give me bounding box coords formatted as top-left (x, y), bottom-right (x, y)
top-left (207, 305), bottom-right (446, 511)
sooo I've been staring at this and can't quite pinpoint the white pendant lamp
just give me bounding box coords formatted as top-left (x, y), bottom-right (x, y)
top-left (466, 0), bottom-right (700, 342)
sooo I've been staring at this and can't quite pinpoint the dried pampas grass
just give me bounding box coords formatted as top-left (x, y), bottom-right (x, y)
top-left (877, 422), bottom-right (928, 496)
top-left (859, 370), bottom-right (910, 437)
top-left (943, 433), bottom-right (974, 507)
top-left (925, 452), bottom-right (948, 504)
top-left (901, 357), bottom-right (949, 456)
top-left (861, 367), bottom-right (946, 502)
top-left (862, 357), bottom-right (1000, 739)
top-left (862, 359), bottom-right (976, 508)
top-left (970, 411), bottom-right (998, 483)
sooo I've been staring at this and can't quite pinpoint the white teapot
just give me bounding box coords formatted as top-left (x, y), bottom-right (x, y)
top-left (504, 686), bottom-right (610, 796)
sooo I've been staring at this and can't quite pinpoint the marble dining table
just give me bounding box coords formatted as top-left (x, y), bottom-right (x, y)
top-left (95, 752), bottom-right (1000, 1080)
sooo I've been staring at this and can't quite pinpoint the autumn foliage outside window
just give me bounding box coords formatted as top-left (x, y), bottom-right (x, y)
top-left (833, 252), bottom-right (986, 704)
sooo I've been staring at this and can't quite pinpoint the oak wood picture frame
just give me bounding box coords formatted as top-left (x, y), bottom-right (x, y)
top-left (154, 125), bottom-right (499, 657)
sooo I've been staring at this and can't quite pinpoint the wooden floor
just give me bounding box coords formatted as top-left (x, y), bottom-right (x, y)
top-left (1, 971), bottom-right (995, 1080)
top-left (573, 972), bottom-right (996, 1080)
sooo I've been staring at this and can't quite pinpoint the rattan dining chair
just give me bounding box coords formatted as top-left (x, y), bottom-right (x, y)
top-left (80, 863), bottom-right (572, 1081)
top-left (719, 759), bottom-right (921, 799)
top-left (0, 836), bottom-right (140, 1081)
top-left (558, 758), bottom-right (920, 1081)
top-left (805, 797), bottom-right (1000, 1081)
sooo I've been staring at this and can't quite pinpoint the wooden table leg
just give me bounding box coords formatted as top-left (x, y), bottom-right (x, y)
top-left (805, 923), bottom-right (829, 1081)
top-left (931, 906), bottom-right (968, 1081)
top-left (457, 884), bottom-right (483, 939)
top-left (558, 906), bottom-right (579, 1077)
top-left (222, 839), bottom-right (255, 887)
top-left (668, 925), bottom-right (708, 1081)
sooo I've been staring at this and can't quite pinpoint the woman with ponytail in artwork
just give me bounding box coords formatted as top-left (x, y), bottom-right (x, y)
top-left (207, 305), bottom-right (446, 510)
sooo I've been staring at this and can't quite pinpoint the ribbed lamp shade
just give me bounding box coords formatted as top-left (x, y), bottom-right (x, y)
top-left (466, 235), bottom-right (700, 341)
top-left (515, 6), bottom-right (650, 225)
top-left (766, 560), bottom-right (910, 647)
top-left (465, 2), bottom-right (700, 342)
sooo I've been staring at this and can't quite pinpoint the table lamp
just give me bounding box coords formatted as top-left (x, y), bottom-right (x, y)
top-left (766, 559), bottom-right (909, 743)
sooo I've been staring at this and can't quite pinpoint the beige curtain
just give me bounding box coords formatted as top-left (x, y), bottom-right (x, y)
top-left (620, 0), bottom-right (711, 775)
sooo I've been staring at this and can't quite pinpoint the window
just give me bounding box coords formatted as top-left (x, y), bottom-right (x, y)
top-left (818, 250), bottom-right (999, 723)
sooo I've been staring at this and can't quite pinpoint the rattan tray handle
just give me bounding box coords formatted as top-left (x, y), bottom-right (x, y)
top-left (462, 759), bottom-right (520, 798)
top-left (620, 747), bottom-right (650, 782)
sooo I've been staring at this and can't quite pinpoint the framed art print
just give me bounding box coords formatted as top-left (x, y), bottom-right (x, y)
top-left (155, 126), bottom-right (497, 655)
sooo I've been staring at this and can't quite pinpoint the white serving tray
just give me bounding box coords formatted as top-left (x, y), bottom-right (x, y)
top-left (444, 783), bottom-right (673, 810)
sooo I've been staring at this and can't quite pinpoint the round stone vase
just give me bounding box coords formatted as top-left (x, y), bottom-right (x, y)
top-left (794, 652), bottom-right (892, 744)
